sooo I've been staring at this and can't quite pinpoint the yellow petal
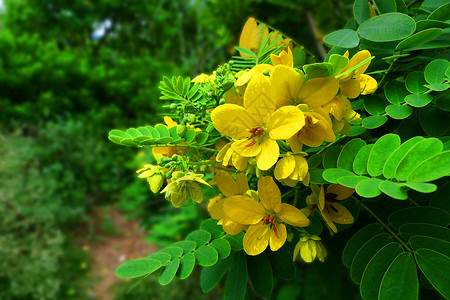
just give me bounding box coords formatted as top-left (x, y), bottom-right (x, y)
top-left (327, 184), bottom-right (355, 200)
top-left (289, 155), bottom-right (309, 181)
top-left (232, 152), bottom-right (248, 171)
top-left (300, 242), bottom-right (314, 263)
top-left (283, 177), bottom-right (298, 187)
top-left (222, 216), bottom-right (246, 235)
top-left (232, 138), bottom-right (262, 157)
top-left (270, 48), bottom-right (294, 67)
top-left (239, 18), bottom-right (258, 57)
top-left (270, 65), bottom-right (303, 107)
top-left (258, 176), bottom-right (282, 212)
top-left (349, 50), bottom-right (371, 78)
top-left (269, 223), bottom-right (287, 251)
top-left (216, 142), bottom-right (231, 162)
top-left (359, 74), bottom-right (378, 95)
top-left (340, 79), bottom-right (361, 99)
top-left (243, 222), bottom-right (270, 256)
top-left (299, 111), bottom-right (336, 147)
top-left (321, 209), bottom-right (338, 233)
top-left (223, 195), bottom-right (265, 225)
top-left (211, 104), bottom-right (256, 139)
top-left (235, 173), bottom-right (250, 194)
top-left (299, 77), bottom-right (339, 107)
top-left (327, 203), bottom-right (354, 224)
top-left (225, 87), bottom-right (244, 106)
top-left (267, 106), bottom-right (305, 140)
top-left (318, 185), bottom-right (325, 211)
top-left (274, 155), bottom-right (295, 181)
top-left (208, 195), bottom-right (225, 220)
top-left (236, 70), bottom-right (252, 87)
top-left (256, 139), bottom-right (279, 170)
top-left (215, 171), bottom-right (239, 197)
top-left (244, 75), bottom-right (276, 124)
top-left (164, 116), bottom-right (178, 128)
top-left (322, 97), bottom-right (346, 121)
top-left (251, 64), bottom-right (274, 77)
top-left (287, 136), bottom-right (303, 153)
top-left (278, 203), bottom-right (310, 227)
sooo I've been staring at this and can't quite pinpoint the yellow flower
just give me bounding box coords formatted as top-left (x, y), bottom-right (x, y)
top-left (239, 17), bottom-right (269, 57)
top-left (136, 164), bottom-right (165, 193)
top-left (270, 48), bottom-right (294, 68)
top-left (288, 107), bottom-right (336, 148)
top-left (211, 75), bottom-right (305, 170)
top-left (293, 235), bottom-right (327, 263)
top-left (191, 72), bottom-right (216, 84)
top-left (224, 176), bottom-right (310, 256)
top-left (338, 50), bottom-right (377, 98)
top-left (208, 171), bottom-right (249, 235)
top-left (161, 172), bottom-right (211, 208)
top-left (152, 117), bottom-right (185, 160)
top-left (274, 152), bottom-right (309, 187)
top-left (216, 141), bottom-right (248, 171)
top-left (306, 184), bottom-right (355, 233)
top-left (323, 96), bottom-right (361, 134)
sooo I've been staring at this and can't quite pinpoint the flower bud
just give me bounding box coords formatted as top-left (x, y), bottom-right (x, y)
top-left (293, 236), bottom-right (327, 263)
top-left (219, 99), bottom-right (226, 105)
top-left (176, 124), bottom-right (187, 137)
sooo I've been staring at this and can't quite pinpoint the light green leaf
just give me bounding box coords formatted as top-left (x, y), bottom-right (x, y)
top-left (159, 259), bottom-right (180, 285)
top-left (116, 259), bottom-right (162, 279)
top-left (362, 115), bottom-right (388, 129)
top-left (159, 247), bottom-right (183, 260)
top-left (357, 13), bottom-right (416, 42)
top-left (323, 168), bottom-right (355, 183)
top-left (407, 151), bottom-right (450, 182)
top-left (356, 178), bottom-right (383, 198)
top-left (172, 241), bottom-right (197, 255)
top-left (379, 181), bottom-right (408, 200)
top-left (210, 239), bottom-right (231, 259)
top-left (403, 182), bottom-right (437, 193)
top-left (405, 71), bottom-right (427, 94)
top-left (384, 80), bottom-right (409, 104)
top-left (425, 59), bottom-right (450, 84)
top-left (385, 104), bottom-right (412, 119)
top-left (396, 28), bottom-right (443, 51)
top-left (383, 136), bottom-right (424, 179)
top-left (186, 230), bottom-right (211, 246)
top-left (178, 253), bottom-right (195, 280)
top-left (368, 134), bottom-right (401, 177)
top-left (338, 139), bottom-right (367, 171)
top-left (147, 253), bottom-right (171, 265)
top-left (194, 245), bottom-right (218, 267)
top-left (329, 54), bottom-right (350, 76)
top-left (404, 94), bottom-right (433, 107)
top-left (337, 175), bottom-right (369, 188)
top-left (373, 0), bottom-right (397, 13)
top-left (427, 2), bottom-right (450, 21)
top-left (324, 29), bottom-right (360, 48)
top-left (354, 144), bottom-right (374, 175)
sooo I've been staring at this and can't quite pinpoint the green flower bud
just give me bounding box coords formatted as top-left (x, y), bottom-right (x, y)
top-left (293, 236), bottom-right (327, 263)
top-left (170, 103), bottom-right (177, 109)
top-left (219, 99), bottom-right (226, 105)
top-left (186, 114), bottom-right (196, 123)
top-left (176, 124), bottom-right (187, 137)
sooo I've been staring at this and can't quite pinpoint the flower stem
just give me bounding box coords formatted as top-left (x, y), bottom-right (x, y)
top-left (352, 196), bottom-right (413, 252)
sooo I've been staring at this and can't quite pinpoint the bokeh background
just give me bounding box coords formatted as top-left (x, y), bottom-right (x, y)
top-left (0, 0), bottom-right (354, 299)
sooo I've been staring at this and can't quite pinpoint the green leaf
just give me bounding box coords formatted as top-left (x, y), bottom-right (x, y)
top-left (378, 252), bottom-right (418, 300)
top-left (172, 241), bottom-right (197, 255)
top-left (428, 2), bottom-right (450, 21)
top-left (343, 223), bottom-right (384, 268)
top-left (194, 245), bottom-right (218, 267)
top-left (362, 115), bottom-right (388, 129)
top-left (267, 246), bottom-right (295, 280)
top-left (309, 169), bottom-right (330, 184)
top-left (159, 259), bottom-right (180, 285)
top-left (200, 219), bottom-right (225, 239)
top-left (155, 124), bottom-right (170, 137)
top-left (394, 0), bottom-right (408, 13)
top-left (303, 63), bottom-right (333, 79)
top-left (405, 71), bottom-right (427, 94)
top-left (200, 255), bottom-right (231, 292)
top-left (399, 223), bottom-right (450, 241)
top-left (177, 253), bottom-right (195, 280)
top-left (224, 251), bottom-right (247, 300)
top-left (385, 104), bottom-right (412, 119)
top-left (416, 20), bottom-right (450, 31)
top-left (247, 253), bottom-right (273, 298)
top-left (329, 54), bottom-right (350, 76)
top-left (368, 134), bottom-right (401, 177)
top-left (395, 138), bottom-right (443, 181)
top-left (379, 181), bottom-right (408, 200)
top-left (364, 95), bottom-right (386, 115)
top-left (159, 247), bottom-right (183, 260)
top-left (353, 0), bottom-right (371, 24)
top-left (323, 168), bottom-right (355, 183)
top-left (338, 139), bottom-right (367, 171)
top-left (293, 47), bottom-right (307, 68)
top-left (356, 178), bottom-right (383, 198)
top-left (357, 13), bottom-right (416, 42)
top-left (425, 59), bottom-right (450, 84)
top-left (389, 207), bottom-right (450, 230)
top-left (195, 132), bottom-right (209, 145)
top-left (324, 29), bottom-right (360, 48)
top-left (211, 239), bottom-right (231, 259)
top-left (307, 154), bottom-right (323, 168)
top-left (424, 82), bottom-right (450, 91)
top-left (360, 242), bottom-right (404, 300)
top-left (404, 94), bottom-right (433, 108)
top-left (420, 105), bottom-right (450, 137)
top-left (410, 236), bottom-right (450, 258)
top-left (430, 181), bottom-right (450, 211)
top-left (353, 144), bottom-right (374, 175)
top-left (126, 128), bottom-right (142, 138)
top-left (224, 232), bottom-right (244, 251)
top-left (351, 233), bottom-right (392, 284)
top-left (407, 151), bottom-right (450, 182)
top-left (186, 230), bottom-right (211, 246)
top-left (436, 91), bottom-right (450, 112)
top-left (384, 81), bottom-right (409, 104)
top-left (235, 46), bottom-right (257, 57)
top-left (396, 28), bottom-right (443, 51)
top-left (348, 125), bottom-right (367, 137)
top-left (421, 0), bottom-right (449, 12)
top-left (109, 129), bottom-right (131, 139)
top-left (403, 182), bottom-right (437, 193)
top-left (323, 146), bottom-right (342, 169)
top-left (373, 0), bottom-right (397, 13)
top-left (383, 136), bottom-right (424, 179)
top-left (147, 253), bottom-right (171, 265)
top-left (415, 249), bottom-right (450, 299)
top-left (338, 175), bottom-right (368, 188)
top-left (116, 259), bottom-right (162, 279)
top-left (184, 129), bottom-right (196, 143)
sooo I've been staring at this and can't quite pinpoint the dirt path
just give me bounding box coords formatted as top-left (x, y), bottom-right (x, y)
top-left (80, 206), bottom-right (156, 300)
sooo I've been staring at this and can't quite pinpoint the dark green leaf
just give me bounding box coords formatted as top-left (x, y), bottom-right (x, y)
top-left (420, 105), bottom-right (450, 137)
top-left (430, 181), bottom-right (450, 211)
top-left (373, 0), bottom-right (397, 13)
top-left (428, 2), bottom-right (450, 21)
top-left (360, 242), bottom-right (404, 300)
top-left (248, 253), bottom-right (273, 298)
top-left (405, 71), bottom-right (427, 94)
top-left (356, 178), bottom-right (383, 198)
top-left (407, 151), bottom-right (450, 182)
top-left (195, 132), bottom-right (209, 145)
top-left (425, 59), bottom-right (450, 84)
top-left (421, 0), bottom-right (449, 12)
top-left (267, 246), bottom-right (295, 280)
top-left (200, 255), bottom-right (231, 293)
top-left (309, 169), bottom-right (330, 184)
top-left (186, 230), bottom-right (211, 246)
top-left (379, 252), bottom-right (418, 300)
top-left (416, 20), bottom-right (450, 31)
top-left (396, 28), bottom-right (443, 50)
top-left (353, 0), bottom-right (371, 24)
top-left (159, 259), bottom-right (180, 285)
top-left (383, 136), bottom-right (424, 179)
top-left (348, 125), bottom-right (367, 136)
top-left (410, 236), bottom-right (450, 258)
top-left (178, 253), bottom-right (195, 280)
top-left (307, 154), bottom-right (323, 168)
top-left (211, 239), bottom-right (231, 259)
top-left (384, 81), bottom-right (409, 104)
top-left (362, 115), bottom-right (388, 129)
top-left (351, 233), bottom-right (392, 284)
top-left (338, 139), bottom-right (367, 171)
top-left (364, 95), bottom-right (386, 115)
top-left (368, 134), bottom-right (401, 177)
top-left (343, 223), bottom-right (384, 268)
top-left (323, 146), bottom-right (342, 169)
top-left (224, 251), bottom-right (247, 300)
top-left (116, 259), bottom-right (162, 279)
top-left (404, 94), bottom-right (433, 108)
top-left (224, 232), bottom-right (244, 251)
top-left (200, 218), bottom-right (225, 239)
top-left (357, 13), bottom-right (416, 42)
top-left (389, 207), bottom-right (450, 229)
top-left (399, 223), bottom-right (450, 241)
top-left (353, 144), bottom-right (374, 175)
top-left (415, 249), bottom-right (450, 299)
top-left (324, 29), bottom-right (360, 48)
top-left (385, 104), bottom-right (412, 119)
top-left (195, 245), bottom-right (218, 267)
